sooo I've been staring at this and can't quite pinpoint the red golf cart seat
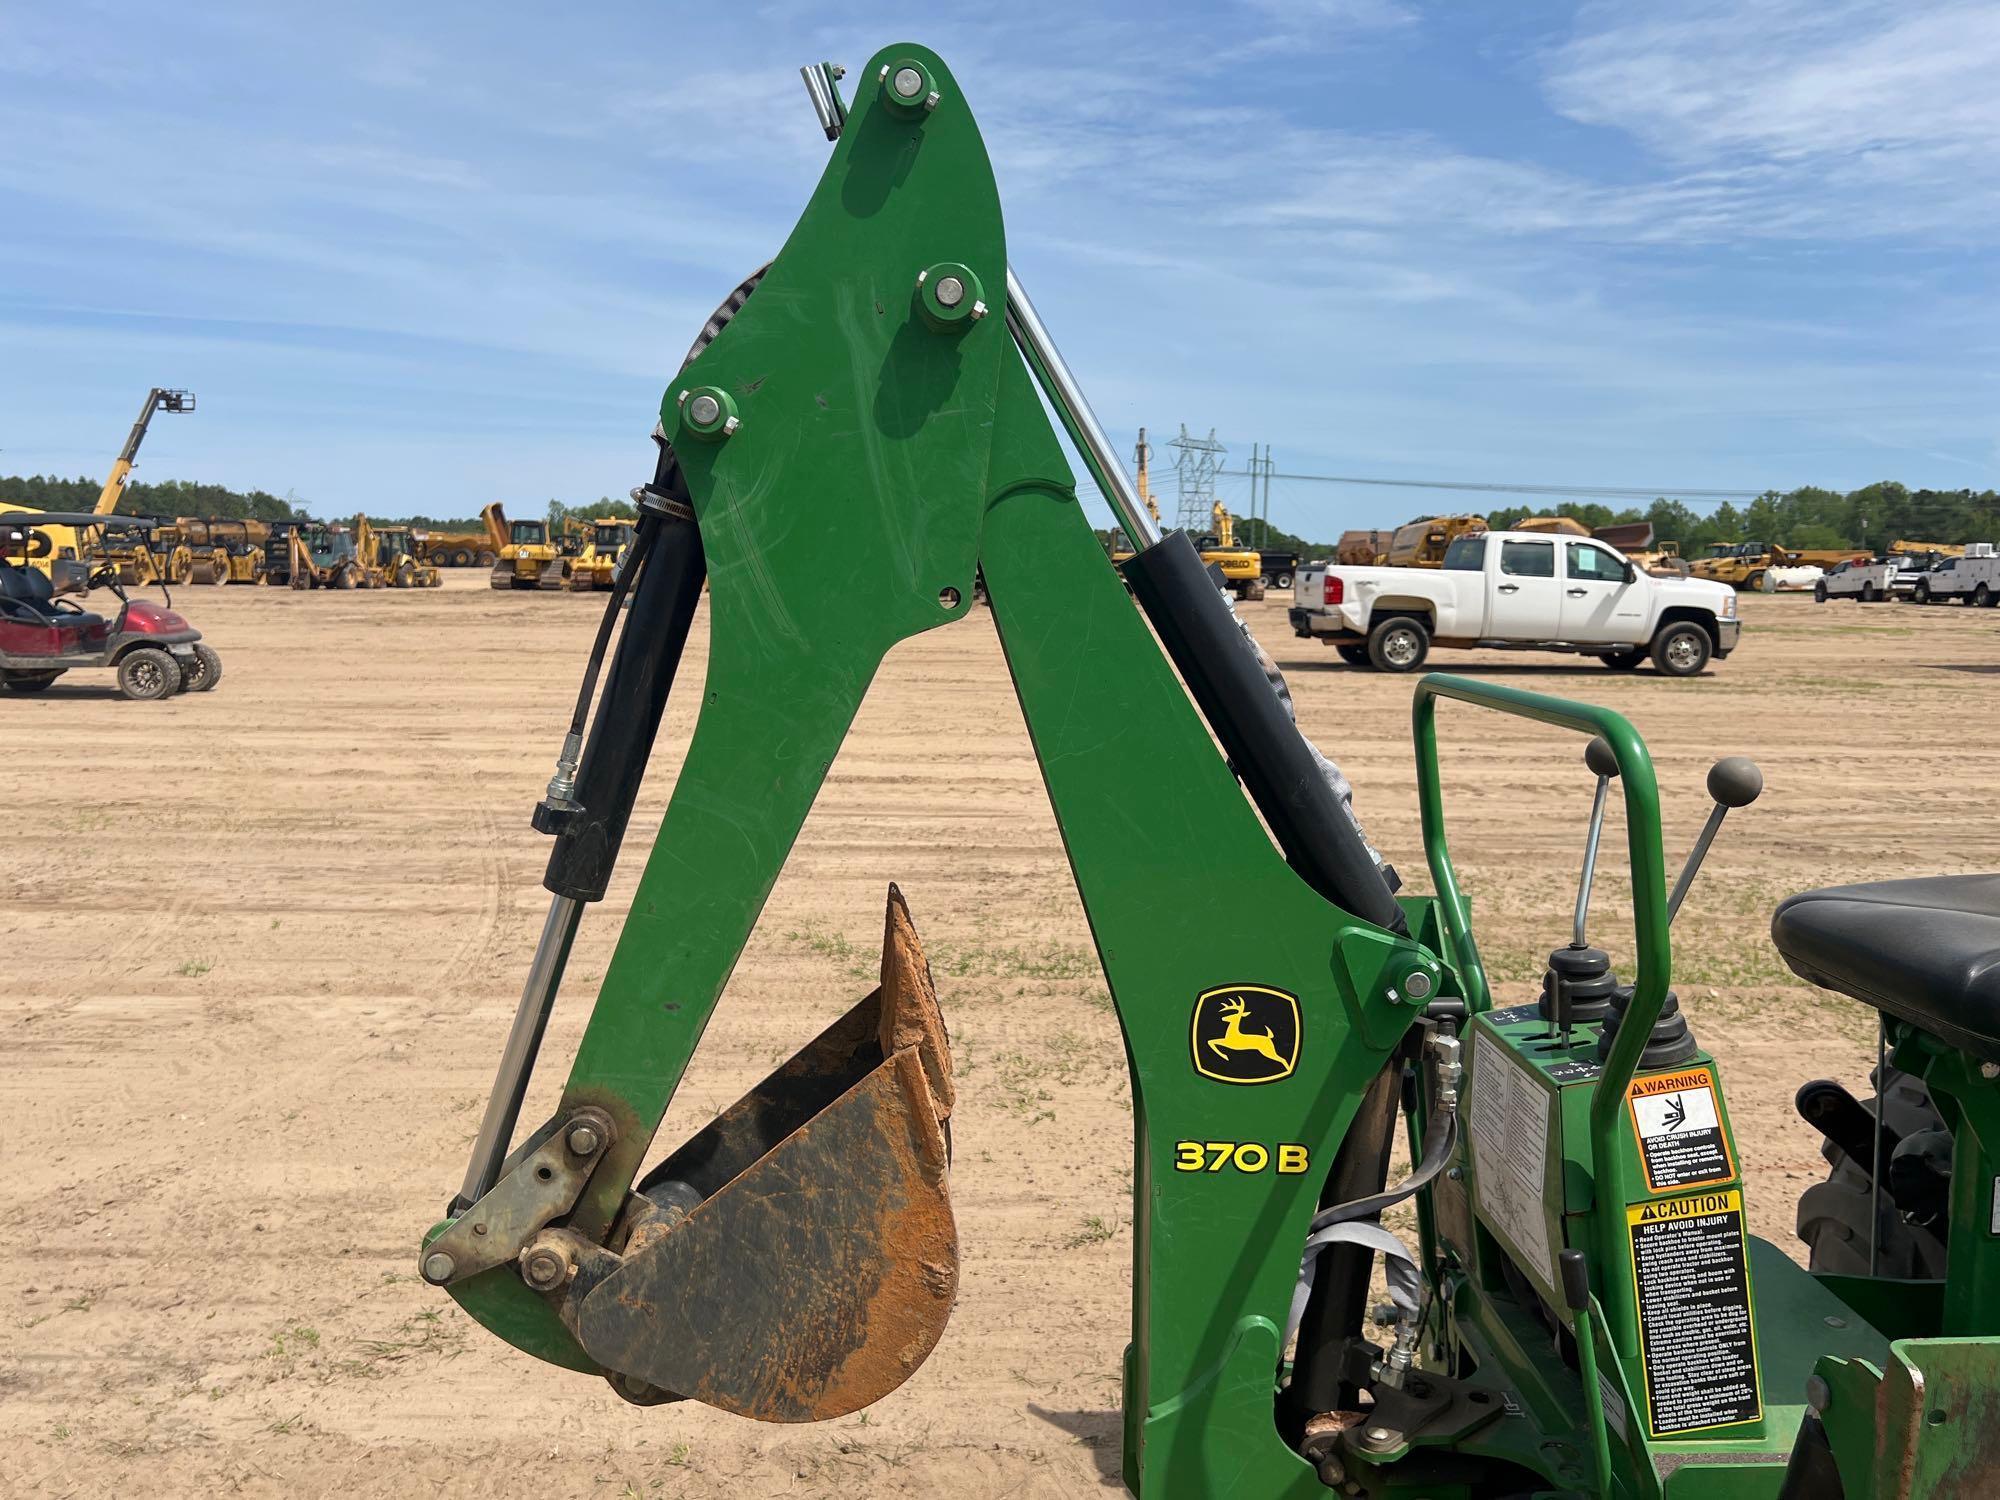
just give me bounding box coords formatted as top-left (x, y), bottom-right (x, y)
top-left (0, 560), bottom-right (110, 658)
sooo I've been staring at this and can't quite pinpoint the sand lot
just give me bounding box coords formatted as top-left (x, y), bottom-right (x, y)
top-left (5, 572), bottom-right (1997, 1498)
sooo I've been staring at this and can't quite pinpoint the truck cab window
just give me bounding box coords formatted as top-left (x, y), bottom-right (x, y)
top-left (1442, 536), bottom-right (1486, 571)
top-left (1566, 542), bottom-right (1626, 583)
top-left (1499, 539), bottom-right (1554, 578)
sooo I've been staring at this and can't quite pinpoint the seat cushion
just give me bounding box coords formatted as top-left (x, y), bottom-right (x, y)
top-left (1772, 876), bottom-right (2000, 1061)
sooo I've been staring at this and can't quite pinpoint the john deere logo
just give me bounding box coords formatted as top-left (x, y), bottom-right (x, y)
top-left (1190, 985), bottom-right (1300, 1085)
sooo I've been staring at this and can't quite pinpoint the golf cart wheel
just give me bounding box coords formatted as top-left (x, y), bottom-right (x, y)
top-left (117, 647), bottom-right (180, 701)
top-left (1600, 648), bottom-right (1647, 671)
top-left (181, 644), bottom-right (224, 693)
top-left (1, 669), bottom-right (63, 694)
top-left (1335, 644), bottom-right (1370, 666)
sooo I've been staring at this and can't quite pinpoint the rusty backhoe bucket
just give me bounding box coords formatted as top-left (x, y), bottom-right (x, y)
top-left (575, 885), bottom-right (957, 1421)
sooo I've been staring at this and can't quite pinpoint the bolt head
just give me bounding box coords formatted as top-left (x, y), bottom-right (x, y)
top-left (1982, 1062), bottom-right (2000, 1080)
top-left (893, 66), bottom-right (923, 98)
top-left (521, 1245), bottom-right (570, 1290)
top-left (422, 1251), bottom-right (456, 1284)
top-left (923, 90), bottom-right (941, 111)
top-left (969, 300), bottom-right (988, 319)
top-left (1365, 1426), bottom-right (1394, 1444)
top-left (721, 415), bottom-right (740, 435)
top-left (1404, 969), bottom-right (1434, 1000)
top-left (935, 276), bottom-right (965, 308)
top-left (566, 1123), bottom-right (602, 1157)
top-left (687, 393), bottom-right (721, 426)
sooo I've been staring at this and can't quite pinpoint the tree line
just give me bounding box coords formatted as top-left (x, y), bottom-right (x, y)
top-left (9, 473), bottom-right (1994, 555)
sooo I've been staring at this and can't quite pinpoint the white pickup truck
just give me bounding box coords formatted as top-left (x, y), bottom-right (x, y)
top-left (1289, 530), bottom-right (1740, 676)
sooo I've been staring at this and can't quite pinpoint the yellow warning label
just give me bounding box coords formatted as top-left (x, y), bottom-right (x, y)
top-left (1626, 1064), bottom-right (1736, 1194)
top-left (1626, 1188), bottom-right (1740, 1225)
top-left (1626, 1187), bottom-right (1762, 1436)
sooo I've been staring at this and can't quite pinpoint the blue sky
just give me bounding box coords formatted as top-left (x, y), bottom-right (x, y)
top-left (2, 1), bottom-right (1994, 535)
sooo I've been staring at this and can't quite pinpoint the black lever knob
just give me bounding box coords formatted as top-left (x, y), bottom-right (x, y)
top-left (1584, 736), bottom-right (1620, 780)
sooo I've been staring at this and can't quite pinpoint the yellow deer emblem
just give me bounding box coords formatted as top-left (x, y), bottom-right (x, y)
top-left (1209, 997), bottom-right (1285, 1066)
top-left (1190, 985), bottom-right (1300, 1084)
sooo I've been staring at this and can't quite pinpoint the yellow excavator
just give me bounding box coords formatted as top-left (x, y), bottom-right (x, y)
top-left (0, 387), bottom-right (195, 595)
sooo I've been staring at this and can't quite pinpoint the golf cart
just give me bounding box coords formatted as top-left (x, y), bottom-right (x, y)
top-left (0, 512), bottom-right (221, 700)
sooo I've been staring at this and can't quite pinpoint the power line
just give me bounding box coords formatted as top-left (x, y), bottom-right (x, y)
top-left (1214, 469), bottom-right (1765, 502)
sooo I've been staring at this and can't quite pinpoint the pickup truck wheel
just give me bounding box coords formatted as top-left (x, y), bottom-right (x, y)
top-left (1367, 616), bottom-right (1429, 673)
top-left (1335, 644), bottom-right (1370, 666)
top-left (1976, 584), bottom-right (1993, 608)
top-left (1651, 623), bottom-right (1711, 677)
top-left (1814, 581), bottom-right (1828, 603)
top-left (1861, 582), bottom-right (1878, 602)
top-left (1600, 649), bottom-right (1646, 671)
top-left (1913, 580), bottom-right (1931, 604)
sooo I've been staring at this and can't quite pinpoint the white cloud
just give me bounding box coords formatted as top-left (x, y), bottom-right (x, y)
top-left (1543, 0), bottom-right (2000, 237)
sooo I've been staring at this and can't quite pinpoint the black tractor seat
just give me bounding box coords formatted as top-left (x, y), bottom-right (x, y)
top-left (1773, 876), bottom-right (2000, 1061)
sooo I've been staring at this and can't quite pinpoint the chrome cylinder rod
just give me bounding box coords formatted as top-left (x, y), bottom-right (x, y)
top-left (456, 893), bottom-right (584, 1209)
top-left (799, 65), bottom-right (840, 140)
top-left (1573, 774), bottom-right (1611, 947)
top-left (1004, 269), bottom-right (1160, 552)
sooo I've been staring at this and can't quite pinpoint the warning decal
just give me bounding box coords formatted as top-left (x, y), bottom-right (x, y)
top-left (1627, 1066), bottom-right (1735, 1192)
top-left (1626, 1190), bottom-right (1762, 1437)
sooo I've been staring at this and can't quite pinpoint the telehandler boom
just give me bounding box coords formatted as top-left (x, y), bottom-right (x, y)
top-left (424, 48), bottom-right (2000, 1498)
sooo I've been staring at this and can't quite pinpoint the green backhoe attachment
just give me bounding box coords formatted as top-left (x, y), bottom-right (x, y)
top-left (422, 43), bottom-right (2000, 1499)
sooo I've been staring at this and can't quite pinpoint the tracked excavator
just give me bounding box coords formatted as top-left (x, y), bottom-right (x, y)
top-left (423, 48), bottom-right (2000, 1497)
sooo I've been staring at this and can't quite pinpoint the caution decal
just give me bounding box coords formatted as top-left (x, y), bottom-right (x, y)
top-left (1625, 1188), bottom-right (1762, 1437)
top-left (1627, 1066), bottom-right (1736, 1193)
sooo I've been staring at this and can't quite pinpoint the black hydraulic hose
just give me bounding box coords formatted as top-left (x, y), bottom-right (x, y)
top-left (540, 450), bottom-right (707, 903)
top-left (563, 512), bottom-right (661, 739)
top-left (1308, 1109), bottom-right (1458, 1231)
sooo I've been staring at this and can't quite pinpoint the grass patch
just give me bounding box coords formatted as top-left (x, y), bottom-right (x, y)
top-left (1063, 1214), bottom-right (1119, 1249)
top-left (175, 957), bottom-right (215, 978)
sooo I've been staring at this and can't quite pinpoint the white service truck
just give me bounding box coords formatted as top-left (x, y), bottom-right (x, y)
top-left (1910, 546), bottom-right (2000, 607)
top-left (1816, 556), bottom-right (1922, 603)
top-left (1289, 530), bottom-right (1741, 676)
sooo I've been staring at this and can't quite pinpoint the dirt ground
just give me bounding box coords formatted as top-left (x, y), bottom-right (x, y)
top-left (5, 574), bottom-right (1997, 1498)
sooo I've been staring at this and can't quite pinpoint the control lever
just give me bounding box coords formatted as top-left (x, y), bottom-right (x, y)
top-left (1572, 736), bottom-right (1621, 948)
top-left (1666, 756), bottom-right (1764, 922)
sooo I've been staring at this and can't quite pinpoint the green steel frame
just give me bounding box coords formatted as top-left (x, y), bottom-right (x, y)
top-left (428, 42), bottom-right (2000, 1499)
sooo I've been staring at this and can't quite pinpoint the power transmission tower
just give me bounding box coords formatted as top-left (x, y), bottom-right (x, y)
top-left (1170, 425), bottom-right (1226, 536)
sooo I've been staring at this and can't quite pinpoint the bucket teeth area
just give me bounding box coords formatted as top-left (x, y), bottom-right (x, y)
top-left (576, 884), bottom-right (958, 1422)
